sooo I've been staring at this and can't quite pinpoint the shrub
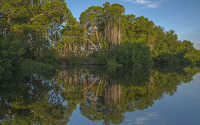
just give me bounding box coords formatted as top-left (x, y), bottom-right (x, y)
top-left (108, 41), bottom-right (153, 69)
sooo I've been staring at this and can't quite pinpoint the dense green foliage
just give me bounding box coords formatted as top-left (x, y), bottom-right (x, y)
top-left (153, 29), bottom-right (200, 66)
top-left (0, 0), bottom-right (200, 78)
top-left (108, 42), bottom-right (153, 68)
top-left (92, 42), bottom-right (152, 70)
top-left (55, 2), bottom-right (200, 67)
top-left (0, 37), bottom-right (24, 80)
top-left (0, 0), bottom-right (69, 77)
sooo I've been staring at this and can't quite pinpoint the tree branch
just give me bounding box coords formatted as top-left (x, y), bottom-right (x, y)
top-left (81, 37), bottom-right (98, 51)
top-left (29, 12), bottom-right (49, 22)
top-left (81, 78), bottom-right (97, 91)
top-left (95, 30), bottom-right (102, 49)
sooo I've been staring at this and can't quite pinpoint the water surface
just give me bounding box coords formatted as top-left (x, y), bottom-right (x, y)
top-left (0, 67), bottom-right (200, 125)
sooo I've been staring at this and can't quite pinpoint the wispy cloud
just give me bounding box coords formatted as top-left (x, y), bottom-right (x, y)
top-left (126, 112), bottom-right (166, 125)
top-left (123, 0), bottom-right (166, 8)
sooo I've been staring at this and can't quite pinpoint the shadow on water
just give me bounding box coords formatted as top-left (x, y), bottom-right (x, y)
top-left (0, 66), bottom-right (200, 124)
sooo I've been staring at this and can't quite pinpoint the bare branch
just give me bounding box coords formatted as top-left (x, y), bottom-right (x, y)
top-left (81, 78), bottom-right (97, 91)
top-left (81, 37), bottom-right (98, 50)
top-left (29, 12), bottom-right (49, 22)
top-left (95, 30), bottom-right (102, 49)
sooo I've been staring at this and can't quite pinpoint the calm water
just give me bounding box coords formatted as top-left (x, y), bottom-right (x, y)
top-left (0, 67), bottom-right (200, 125)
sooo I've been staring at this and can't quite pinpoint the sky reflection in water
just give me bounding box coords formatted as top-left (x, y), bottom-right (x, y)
top-left (0, 67), bottom-right (200, 125)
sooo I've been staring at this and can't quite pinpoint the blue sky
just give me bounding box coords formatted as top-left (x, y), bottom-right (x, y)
top-left (66, 0), bottom-right (200, 49)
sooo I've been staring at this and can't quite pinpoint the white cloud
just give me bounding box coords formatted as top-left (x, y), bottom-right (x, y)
top-left (126, 112), bottom-right (166, 125)
top-left (123, 0), bottom-right (165, 8)
top-left (133, 0), bottom-right (150, 4)
top-left (146, 3), bottom-right (160, 8)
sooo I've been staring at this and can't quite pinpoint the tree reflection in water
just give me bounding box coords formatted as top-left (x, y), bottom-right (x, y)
top-left (0, 67), bottom-right (200, 124)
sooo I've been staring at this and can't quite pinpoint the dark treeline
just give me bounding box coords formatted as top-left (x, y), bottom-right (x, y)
top-left (1, 0), bottom-right (200, 78)
top-left (0, 67), bottom-right (200, 124)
